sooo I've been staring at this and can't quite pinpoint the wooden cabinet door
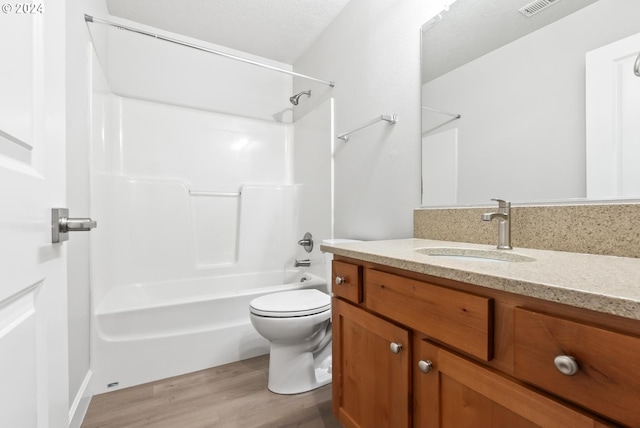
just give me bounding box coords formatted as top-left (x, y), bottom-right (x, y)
top-left (332, 298), bottom-right (411, 428)
top-left (414, 340), bottom-right (611, 428)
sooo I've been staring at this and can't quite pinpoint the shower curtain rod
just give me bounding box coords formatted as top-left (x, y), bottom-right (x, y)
top-left (84, 14), bottom-right (335, 88)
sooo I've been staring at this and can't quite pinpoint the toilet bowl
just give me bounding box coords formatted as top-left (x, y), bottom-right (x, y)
top-left (249, 238), bottom-right (360, 394)
top-left (249, 289), bottom-right (332, 394)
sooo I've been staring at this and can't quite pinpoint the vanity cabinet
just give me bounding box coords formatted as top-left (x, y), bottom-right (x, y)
top-left (331, 257), bottom-right (639, 428)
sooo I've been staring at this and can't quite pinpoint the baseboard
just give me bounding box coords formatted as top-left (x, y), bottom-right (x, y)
top-left (69, 370), bottom-right (93, 428)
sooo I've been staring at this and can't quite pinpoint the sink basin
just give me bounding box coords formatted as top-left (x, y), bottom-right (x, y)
top-left (415, 247), bottom-right (535, 263)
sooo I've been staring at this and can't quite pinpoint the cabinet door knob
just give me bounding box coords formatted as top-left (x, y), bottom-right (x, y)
top-left (389, 342), bottom-right (403, 354)
top-left (554, 355), bottom-right (579, 376)
top-left (335, 276), bottom-right (345, 285)
top-left (418, 360), bottom-right (433, 373)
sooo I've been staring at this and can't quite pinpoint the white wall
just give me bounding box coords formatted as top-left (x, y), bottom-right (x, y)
top-left (66, 0), bottom-right (108, 426)
top-left (293, 0), bottom-right (447, 240)
top-left (293, 98), bottom-right (334, 275)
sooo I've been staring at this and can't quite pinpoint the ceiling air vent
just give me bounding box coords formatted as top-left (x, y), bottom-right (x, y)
top-left (519, 0), bottom-right (562, 17)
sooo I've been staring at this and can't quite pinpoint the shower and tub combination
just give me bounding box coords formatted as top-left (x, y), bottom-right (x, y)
top-left (86, 16), bottom-right (335, 393)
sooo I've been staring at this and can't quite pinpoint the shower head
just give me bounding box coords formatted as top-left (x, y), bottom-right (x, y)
top-left (289, 90), bottom-right (311, 105)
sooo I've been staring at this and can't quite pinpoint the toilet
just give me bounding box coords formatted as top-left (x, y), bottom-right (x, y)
top-left (249, 239), bottom-right (359, 394)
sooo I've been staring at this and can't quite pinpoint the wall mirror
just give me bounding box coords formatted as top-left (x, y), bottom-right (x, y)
top-left (420, 0), bottom-right (640, 207)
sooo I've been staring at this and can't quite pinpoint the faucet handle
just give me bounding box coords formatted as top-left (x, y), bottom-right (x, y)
top-left (491, 198), bottom-right (510, 209)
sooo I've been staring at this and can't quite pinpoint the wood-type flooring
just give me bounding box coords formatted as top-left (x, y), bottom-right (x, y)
top-left (82, 355), bottom-right (341, 428)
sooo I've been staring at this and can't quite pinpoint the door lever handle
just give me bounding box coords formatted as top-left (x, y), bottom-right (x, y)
top-left (61, 218), bottom-right (97, 232)
top-left (52, 208), bottom-right (97, 243)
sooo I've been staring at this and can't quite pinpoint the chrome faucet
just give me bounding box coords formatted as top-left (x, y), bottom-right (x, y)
top-left (294, 259), bottom-right (311, 267)
top-left (481, 198), bottom-right (512, 250)
top-left (297, 232), bottom-right (314, 253)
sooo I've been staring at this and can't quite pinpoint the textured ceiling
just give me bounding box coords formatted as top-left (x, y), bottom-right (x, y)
top-left (422, 0), bottom-right (598, 82)
top-left (105, 0), bottom-right (352, 64)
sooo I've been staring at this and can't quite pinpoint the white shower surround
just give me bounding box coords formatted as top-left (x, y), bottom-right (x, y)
top-left (89, 22), bottom-right (333, 391)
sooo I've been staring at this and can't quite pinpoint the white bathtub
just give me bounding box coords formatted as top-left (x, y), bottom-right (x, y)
top-left (91, 271), bottom-right (327, 393)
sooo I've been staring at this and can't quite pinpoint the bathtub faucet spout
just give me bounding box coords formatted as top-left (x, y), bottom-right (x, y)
top-left (294, 259), bottom-right (311, 267)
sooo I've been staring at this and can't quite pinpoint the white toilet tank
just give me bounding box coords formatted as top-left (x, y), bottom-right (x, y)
top-left (321, 239), bottom-right (361, 294)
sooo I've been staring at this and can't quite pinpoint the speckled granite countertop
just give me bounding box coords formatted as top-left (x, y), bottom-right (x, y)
top-left (320, 239), bottom-right (640, 321)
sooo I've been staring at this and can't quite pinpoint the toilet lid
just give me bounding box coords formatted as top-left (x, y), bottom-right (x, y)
top-left (250, 289), bottom-right (331, 317)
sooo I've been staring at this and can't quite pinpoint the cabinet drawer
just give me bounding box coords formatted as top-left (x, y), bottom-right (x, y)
top-left (415, 340), bottom-right (609, 428)
top-left (331, 260), bottom-right (362, 304)
top-left (365, 269), bottom-right (493, 361)
top-left (514, 308), bottom-right (640, 427)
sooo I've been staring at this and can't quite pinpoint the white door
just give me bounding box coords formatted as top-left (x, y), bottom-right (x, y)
top-left (0, 2), bottom-right (69, 427)
top-left (586, 32), bottom-right (640, 198)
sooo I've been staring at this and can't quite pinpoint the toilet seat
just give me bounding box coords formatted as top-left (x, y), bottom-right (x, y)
top-left (250, 289), bottom-right (330, 317)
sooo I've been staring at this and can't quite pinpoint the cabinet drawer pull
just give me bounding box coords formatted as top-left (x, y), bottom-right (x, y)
top-left (418, 360), bottom-right (433, 373)
top-left (390, 342), bottom-right (403, 354)
top-left (554, 355), bottom-right (579, 376)
top-left (335, 276), bottom-right (345, 285)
